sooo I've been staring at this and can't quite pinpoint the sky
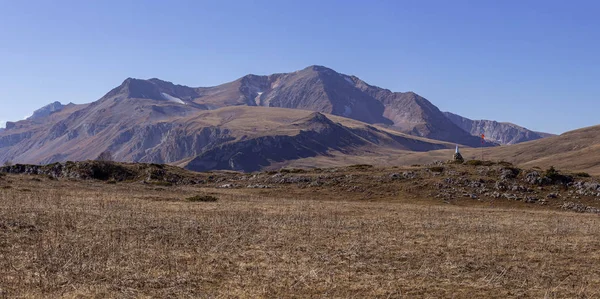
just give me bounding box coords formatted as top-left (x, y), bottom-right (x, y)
top-left (0, 0), bottom-right (598, 134)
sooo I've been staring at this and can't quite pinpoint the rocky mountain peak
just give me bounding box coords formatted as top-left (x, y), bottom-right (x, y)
top-left (27, 101), bottom-right (67, 121)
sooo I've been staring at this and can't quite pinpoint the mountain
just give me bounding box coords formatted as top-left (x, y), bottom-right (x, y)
top-left (443, 112), bottom-right (555, 145)
top-left (27, 101), bottom-right (69, 120)
top-left (0, 65), bottom-right (509, 170)
top-left (189, 66), bottom-right (491, 147)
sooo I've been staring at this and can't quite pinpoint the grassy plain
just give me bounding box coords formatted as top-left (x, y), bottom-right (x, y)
top-left (0, 171), bottom-right (599, 298)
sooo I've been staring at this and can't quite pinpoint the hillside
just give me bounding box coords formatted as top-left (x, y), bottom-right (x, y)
top-left (0, 97), bottom-right (453, 171)
top-left (387, 124), bottom-right (600, 175)
top-left (443, 112), bottom-right (554, 145)
top-left (189, 66), bottom-right (491, 147)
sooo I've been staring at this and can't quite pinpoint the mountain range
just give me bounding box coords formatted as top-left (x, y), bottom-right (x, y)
top-left (0, 65), bottom-right (569, 172)
top-left (443, 112), bottom-right (555, 145)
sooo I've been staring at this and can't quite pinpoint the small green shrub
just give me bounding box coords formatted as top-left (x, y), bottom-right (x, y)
top-left (186, 195), bottom-right (218, 202)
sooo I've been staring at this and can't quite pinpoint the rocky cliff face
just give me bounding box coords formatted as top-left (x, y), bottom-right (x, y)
top-left (443, 112), bottom-right (554, 145)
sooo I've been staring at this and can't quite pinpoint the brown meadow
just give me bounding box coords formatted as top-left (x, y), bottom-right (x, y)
top-left (0, 172), bottom-right (599, 298)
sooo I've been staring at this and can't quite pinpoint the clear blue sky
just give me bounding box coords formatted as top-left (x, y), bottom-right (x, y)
top-left (0, 0), bottom-right (598, 134)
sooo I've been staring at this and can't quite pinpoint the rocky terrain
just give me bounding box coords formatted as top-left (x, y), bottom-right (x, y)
top-left (2, 160), bottom-right (599, 214)
top-left (443, 112), bottom-right (554, 145)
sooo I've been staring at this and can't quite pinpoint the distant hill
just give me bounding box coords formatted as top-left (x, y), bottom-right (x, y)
top-left (443, 112), bottom-right (554, 145)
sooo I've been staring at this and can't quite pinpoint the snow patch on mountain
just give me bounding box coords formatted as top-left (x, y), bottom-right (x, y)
top-left (161, 93), bottom-right (185, 104)
top-left (254, 92), bottom-right (263, 106)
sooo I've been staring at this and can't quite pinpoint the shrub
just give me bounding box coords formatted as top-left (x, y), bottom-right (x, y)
top-left (428, 166), bottom-right (445, 173)
top-left (186, 195), bottom-right (218, 202)
top-left (574, 172), bottom-right (591, 178)
top-left (280, 168), bottom-right (307, 174)
top-left (349, 164), bottom-right (374, 169)
top-left (497, 161), bottom-right (514, 167)
top-left (544, 166), bottom-right (573, 185)
top-left (465, 160), bottom-right (483, 166)
top-left (465, 160), bottom-right (496, 166)
top-left (149, 181), bottom-right (173, 187)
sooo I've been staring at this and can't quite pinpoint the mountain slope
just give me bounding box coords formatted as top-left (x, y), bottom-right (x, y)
top-left (443, 112), bottom-right (554, 145)
top-left (0, 91), bottom-right (454, 170)
top-left (388, 124), bottom-right (600, 175)
top-left (188, 66), bottom-right (494, 147)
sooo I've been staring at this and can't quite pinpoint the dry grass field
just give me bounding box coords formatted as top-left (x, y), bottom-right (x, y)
top-left (1, 170), bottom-right (600, 298)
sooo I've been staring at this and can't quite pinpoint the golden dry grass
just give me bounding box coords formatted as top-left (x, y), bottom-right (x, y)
top-left (1, 174), bottom-right (599, 298)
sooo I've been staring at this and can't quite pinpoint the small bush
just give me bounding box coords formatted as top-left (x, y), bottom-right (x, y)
top-left (280, 168), bottom-right (307, 174)
top-left (428, 166), bottom-right (445, 173)
top-left (574, 172), bottom-right (591, 178)
top-left (465, 160), bottom-right (484, 166)
top-left (149, 181), bottom-right (173, 187)
top-left (544, 166), bottom-right (573, 185)
top-left (186, 195), bottom-right (218, 202)
top-left (349, 164), bottom-right (374, 169)
top-left (497, 161), bottom-right (514, 167)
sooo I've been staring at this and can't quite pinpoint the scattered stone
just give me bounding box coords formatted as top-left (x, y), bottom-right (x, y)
top-left (246, 184), bottom-right (271, 189)
top-left (495, 180), bottom-right (508, 191)
top-left (525, 196), bottom-right (538, 203)
top-left (560, 202), bottom-right (600, 214)
top-left (500, 168), bottom-right (518, 180)
top-left (547, 193), bottom-right (559, 199)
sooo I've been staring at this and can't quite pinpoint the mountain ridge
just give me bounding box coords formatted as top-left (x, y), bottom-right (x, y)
top-left (443, 111), bottom-right (554, 145)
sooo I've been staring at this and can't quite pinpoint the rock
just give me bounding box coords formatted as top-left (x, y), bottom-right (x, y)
top-left (402, 171), bottom-right (417, 179)
top-left (547, 193), bottom-right (559, 199)
top-left (246, 184), bottom-right (271, 189)
top-left (495, 180), bottom-right (508, 191)
top-left (500, 168), bottom-right (518, 180)
top-left (525, 196), bottom-right (538, 203)
top-left (560, 202), bottom-right (600, 214)
top-left (219, 183), bottom-right (235, 188)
